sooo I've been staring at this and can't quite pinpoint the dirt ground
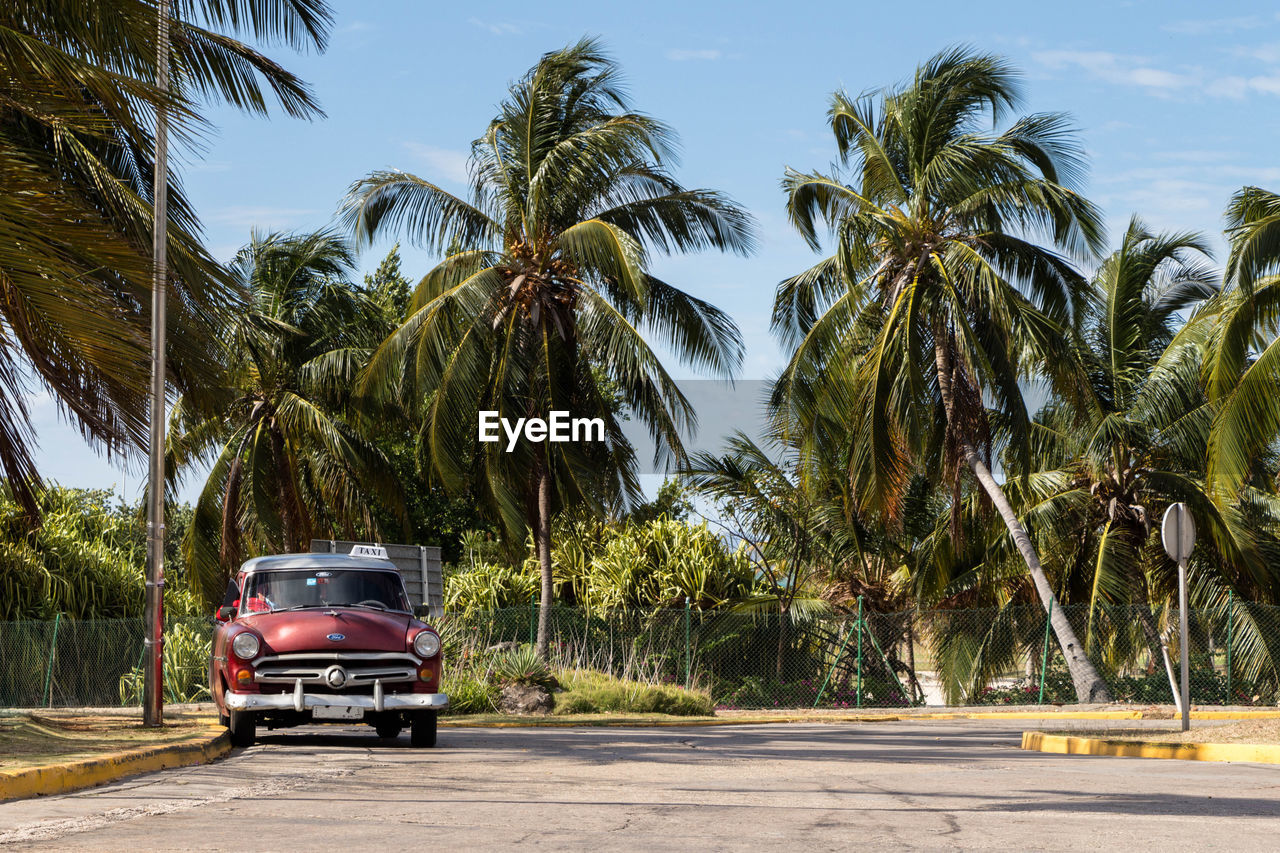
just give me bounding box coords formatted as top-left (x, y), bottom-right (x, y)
top-left (0, 712), bottom-right (213, 771)
top-left (1063, 719), bottom-right (1280, 744)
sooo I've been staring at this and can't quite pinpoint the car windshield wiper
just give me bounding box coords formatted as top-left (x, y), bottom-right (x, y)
top-left (273, 604), bottom-right (324, 612)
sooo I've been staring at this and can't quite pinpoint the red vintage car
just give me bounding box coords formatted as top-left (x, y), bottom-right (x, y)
top-left (210, 547), bottom-right (448, 747)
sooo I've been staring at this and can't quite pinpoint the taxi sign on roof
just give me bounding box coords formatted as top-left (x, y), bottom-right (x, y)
top-left (349, 544), bottom-right (389, 560)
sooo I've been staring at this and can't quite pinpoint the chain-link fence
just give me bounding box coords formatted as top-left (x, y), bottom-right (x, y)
top-left (4, 599), bottom-right (1279, 709)
top-left (0, 616), bottom-right (211, 708)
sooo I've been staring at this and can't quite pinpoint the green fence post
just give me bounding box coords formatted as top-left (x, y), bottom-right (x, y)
top-left (1038, 599), bottom-right (1054, 705)
top-left (42, 613), bottom-right (61, 708)
top-left (856, 595), bottom-right (864, 708)
top-left (1226, 590), bottom-right (1234, 703)
top-left (529, 597), bottom-right (536, 647)
top-left (684, 600), bottom-right (692, 689)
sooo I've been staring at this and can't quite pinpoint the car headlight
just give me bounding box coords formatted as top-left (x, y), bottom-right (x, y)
top-left (232, 632), bottom-right (261, 660)
top-left (413, 631), bottom-right (441, 658)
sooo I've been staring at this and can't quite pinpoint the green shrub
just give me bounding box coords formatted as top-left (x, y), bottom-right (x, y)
top-left (535, 517), bottom-right (759, 613)
top-left (444, 562), bottom-right (538, 614)
top-left (0, 486), bottom-right (200, 621)
top-left (118, 621), bottom-right (211, 704)
top-left (553, 670), bottom-right (713, 716)
top-left (491, 645), bottom-right (558, 688)
top-left (441, 673), bottom-right (499, 715)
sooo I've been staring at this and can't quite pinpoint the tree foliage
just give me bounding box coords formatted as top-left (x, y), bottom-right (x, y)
top-left (168, 231), bottom-right (406, 605)
top-left (0, 0), bottom-right (331, 517)
top-left (343, 38), bottom-right (753, 655)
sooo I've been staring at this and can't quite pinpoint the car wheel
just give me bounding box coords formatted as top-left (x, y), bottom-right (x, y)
top-left (375, 721), bottom-right (402, 740)
top-left (228, 709), bottom-right (256, 747)
top-left (410, 711), bottom-right (437, 748)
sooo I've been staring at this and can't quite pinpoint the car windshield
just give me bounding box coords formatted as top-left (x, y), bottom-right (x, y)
top-left (239, 568), bottom-right (410, 614)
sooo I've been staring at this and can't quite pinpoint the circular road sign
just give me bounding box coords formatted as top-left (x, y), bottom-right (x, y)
top-left (1161, 502), bottom-right (1196, 564)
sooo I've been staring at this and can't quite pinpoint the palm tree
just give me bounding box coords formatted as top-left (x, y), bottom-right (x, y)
top-left (0, 0), bottom-right (330, 517)
top-left (1206, 186), bottom-right (1280, 498)
top-left (167, 232), bottom-right (406, 604)
top-left (686, 433), bottom-right (835, 674)
top-left (342, 38), bottom-right (754, 657)
top-left (968, 220), bottom-right (1280, 687)
top-left (771, 47), bottom-right (1114, 701)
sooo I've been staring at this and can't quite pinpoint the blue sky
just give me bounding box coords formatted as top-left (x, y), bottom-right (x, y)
top-left (28, 0), bottom-right (1280, 503)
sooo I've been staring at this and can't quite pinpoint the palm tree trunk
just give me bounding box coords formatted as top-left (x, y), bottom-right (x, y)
top-left (219, 456), bottom-right (243, 576)
top-left (270, 423), bottom-right (305, 552)
top-left (1131, 567), bottom-right (1177, 688)
top-left (534, 455), bottom-right (553, 660)
top-left (934, 337), bottom-right (1113, 703)
top-left (775, 607), bottom-right (788, 680)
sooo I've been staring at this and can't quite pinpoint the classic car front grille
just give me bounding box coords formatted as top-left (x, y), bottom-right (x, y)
top-left (254, 652), bottom-right (418, 691)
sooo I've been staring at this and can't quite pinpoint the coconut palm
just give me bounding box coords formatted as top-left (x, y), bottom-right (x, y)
top-left (342, 38), bottom-right (753, 657)
top-left (167, 232), bottom-right (406, 605)
top-left (1206, 187), bottom-right (1280, 498)
top-left (0, 0), bottom-right (330, 517)
top-left (771, 47), bottom-right (1114, 700)
top-left (939, 219), bottom-right (1280, 692)
top-left (685, 432), bottom-right (848, 675)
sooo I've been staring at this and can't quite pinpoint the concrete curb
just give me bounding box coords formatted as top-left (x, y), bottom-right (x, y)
top-left (1021, 730), bottom-right (1280, 764)
top-left (0, 726), bottom-right (231, 803)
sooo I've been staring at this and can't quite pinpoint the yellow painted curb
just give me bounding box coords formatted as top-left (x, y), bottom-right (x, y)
top-left (1021, 730), bottom-right (1280, 764)
top-left (919, 711), bottom-right (1148, 720)
top-left (0, 725), bottom-right (231, 803)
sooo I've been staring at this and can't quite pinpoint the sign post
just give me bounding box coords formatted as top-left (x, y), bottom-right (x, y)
top-left (1161, 503), bottom-right (1196, 732)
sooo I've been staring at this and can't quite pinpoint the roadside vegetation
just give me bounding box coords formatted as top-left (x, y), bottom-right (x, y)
top-left (8, 6), bottom-right (1280, 709)
top-left (439, 644), bottom-right (714, 718)
top-left (0, 712), bottom-right (212, 770)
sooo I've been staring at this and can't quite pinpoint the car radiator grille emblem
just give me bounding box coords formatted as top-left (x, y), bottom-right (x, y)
top-left (326, 633), bottom-right (345, 641)
top-left (324, 665), bottom-right (348, 688)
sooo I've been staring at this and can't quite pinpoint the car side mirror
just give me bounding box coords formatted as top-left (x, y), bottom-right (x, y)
top-left (216, 605), bottom-right (236, 622)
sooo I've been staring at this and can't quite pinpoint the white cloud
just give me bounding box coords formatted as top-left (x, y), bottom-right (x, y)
top-left (468, 17), bottom-right (525, 36)
top-left (666, 48), bottom-right (722, 61)
top-left (403, 143), bottom-right (470, 184)
top-left (1162, 15), bottom-right (1268, 36)
top-left (206, 206), bottom-right (319, 228)
top-left (1204, 75), bottom-right (1250, 100)
top-left (1033, 51), bottom-right (1192, 92)
top-left (1247, 74), bottom-right (1280, 94)
top-left (1035, 49), bottom-right (1280, 101)
top-left (337, 21), bottom-right (374, 34)
top-left (1126, 67), bottom-right (1189, 89)
top-left (1153, 150), bottom-right (1237, 164)
top-left (1234, 42), bottom-right (1280, 64)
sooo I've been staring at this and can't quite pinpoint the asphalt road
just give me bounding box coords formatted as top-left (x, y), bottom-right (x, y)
top-left (2, 719), bottom-right (1278, 850)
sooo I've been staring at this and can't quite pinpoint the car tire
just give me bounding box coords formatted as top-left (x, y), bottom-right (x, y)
top-left (375, 721), bottom-right (402, 740)
top-left (228, 709), bottom-right (256, 747)
top-left (410, 711), bottom-right (437, 748)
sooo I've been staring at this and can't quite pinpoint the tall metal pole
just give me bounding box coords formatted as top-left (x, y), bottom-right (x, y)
top-left (1161, 503), bottom-right (1196, 733)
top-left (1178, 557), bottom-right (1190, 732)
top-left (143, 0), bottom-right (172, 728)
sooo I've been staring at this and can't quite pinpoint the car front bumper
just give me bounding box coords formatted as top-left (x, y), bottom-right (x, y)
top-left (224, 680), bottom-right (449, 713)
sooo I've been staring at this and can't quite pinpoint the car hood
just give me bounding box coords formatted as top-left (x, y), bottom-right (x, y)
top-left (239, 608), bottom-right (413, 655)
